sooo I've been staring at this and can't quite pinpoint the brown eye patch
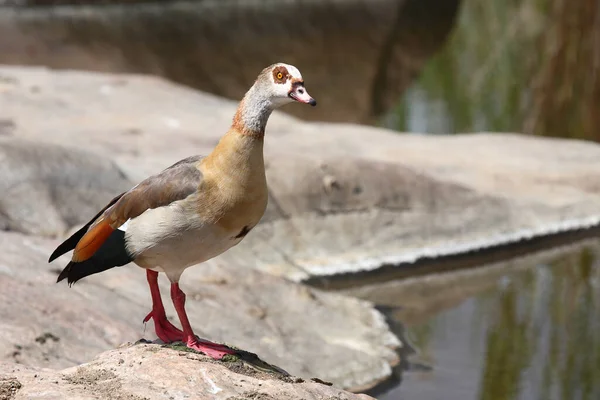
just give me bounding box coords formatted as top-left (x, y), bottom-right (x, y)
top-left (272, 66), bottom-right (290, 84)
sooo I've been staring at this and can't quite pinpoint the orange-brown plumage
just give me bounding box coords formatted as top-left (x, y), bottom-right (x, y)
top-left (72, 218), bottom-right (114, 262)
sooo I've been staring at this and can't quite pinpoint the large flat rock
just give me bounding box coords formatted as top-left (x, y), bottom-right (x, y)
top-left (0, 343), bottom-right (375, 399)
top-left (1, 63), bottom-right (599, 395)
top-left (1, 65), bottom-right (598, 282)
top-left (0, 230), bottom-right (399, 392)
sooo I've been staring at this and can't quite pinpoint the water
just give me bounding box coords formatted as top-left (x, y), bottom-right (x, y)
top-left (383, 0), bottom-right (599, 142)
top-left (383, 0), bottom-right (545, 135)
top-left (373, 240), bottom-right (600, 400)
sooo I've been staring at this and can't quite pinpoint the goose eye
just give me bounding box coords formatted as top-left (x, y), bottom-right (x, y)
top-left (276, 72), bottom-right (283, 80)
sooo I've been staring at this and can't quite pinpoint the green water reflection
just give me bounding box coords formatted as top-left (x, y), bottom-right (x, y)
top-left (381, 241), bottom-right (600, 400)
top-left (385, 0), bottom-right (598, 142)
top-left (388, 0), bottom-right (543, 134)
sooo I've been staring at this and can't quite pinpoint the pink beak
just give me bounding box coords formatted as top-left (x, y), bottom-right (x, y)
top-left (289, 84), bottom-right (317, 106)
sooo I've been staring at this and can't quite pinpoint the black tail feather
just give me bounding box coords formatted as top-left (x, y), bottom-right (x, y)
top-left (48, 192), bottom-right (125, 263)
top-left (49, 224), bottom-right (89, 263)
top-left (56, 229), bottom-right (133, 285)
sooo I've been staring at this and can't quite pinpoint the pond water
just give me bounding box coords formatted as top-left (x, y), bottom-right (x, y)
top-left (382, 0), bottom-right (542, 135)
top-left (382, 0), bottom-right (597, 142)
top-left (375, 239), bottom-right (600, 400)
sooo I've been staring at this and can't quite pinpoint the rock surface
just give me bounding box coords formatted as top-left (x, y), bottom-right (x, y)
top-left (0, 139), bottom-right (132, 236)
top-left (1, 64), bottom-right (599, 394)
top-left (0, 230), bottom-right (399, 392)
top-left (1, 65), bottom-right (599, 282)
top-left (0, 343), bottom-right (376, 399)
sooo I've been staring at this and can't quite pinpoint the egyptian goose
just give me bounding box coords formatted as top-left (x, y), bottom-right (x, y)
top-left (49, 63), bottom-right (316, 359)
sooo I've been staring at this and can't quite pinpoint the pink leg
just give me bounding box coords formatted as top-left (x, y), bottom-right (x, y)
top-left (170, 282), bottom-right (236, 359)
top-left (143, 270), bottom-right (184, 343)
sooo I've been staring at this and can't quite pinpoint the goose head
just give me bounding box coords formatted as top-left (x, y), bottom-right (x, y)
top-left (256, 63), bottom-right (317, 108)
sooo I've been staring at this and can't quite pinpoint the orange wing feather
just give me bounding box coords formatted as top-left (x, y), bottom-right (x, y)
top-left (72, 219), bottom-right (115, 262)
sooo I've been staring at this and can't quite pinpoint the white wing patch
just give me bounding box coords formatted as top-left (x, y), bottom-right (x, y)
top-left (118, 219), bottom-right (131, 232)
